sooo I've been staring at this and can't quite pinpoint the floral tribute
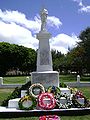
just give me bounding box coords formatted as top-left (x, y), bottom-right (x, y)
top-left (29, 83), bottom-right (45, 98)
top-left (18, 95), bottom-right (36, 110)
top-left (18, 83), bottom-right (90, 110)
top-left (39, 115), bottom-right (60, 120)
top-left (38, 92), bottom-right (56, 110)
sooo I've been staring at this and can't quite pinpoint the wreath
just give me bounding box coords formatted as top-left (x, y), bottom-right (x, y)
top-left (72, 91), bottom-right (86, 108)
top-left (29, 83), bottom-right (45, 98)
top-left (55, 93), bottom-right (72, 109)
top-left (38, 92), bottom-right (56, 110)
top-left (47, 86), bottom-right (60, 96)
top-left (39, 115), bottom-right (60, 120)
top-left (18, 95), bottom-right (36, 110)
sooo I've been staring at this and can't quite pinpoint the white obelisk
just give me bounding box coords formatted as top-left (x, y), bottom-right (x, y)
top-left (31, 8), bottom-right (59, 88)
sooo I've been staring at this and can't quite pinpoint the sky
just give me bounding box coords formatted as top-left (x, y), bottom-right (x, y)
top-left (0, 0), bottom-right (90, 54)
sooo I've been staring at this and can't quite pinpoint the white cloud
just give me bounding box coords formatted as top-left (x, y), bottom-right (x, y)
top-left (73, 0), bottom-right (83, 6)
top-left (79, 5), bottom-right (90, 13)
top-left (0, 9), bottom-right (79, 54)
top-left (0, 10), bottom-right (41, 33)
top-left (0, 21), bottom-right (38, 50)
top-left (73, 0), bottom-right (90, 13)
top-left (47, 16), bottom-right (62, 28)
top-left (50, 33), bottom-right (80, 54)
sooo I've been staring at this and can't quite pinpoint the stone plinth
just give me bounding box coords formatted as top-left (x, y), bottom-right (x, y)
top-left (60, 88), bottom-right (71, 96)
top-left (31, 71), bottom-right (59, 89)
top-left (8, 98), bottom-right (20, 108)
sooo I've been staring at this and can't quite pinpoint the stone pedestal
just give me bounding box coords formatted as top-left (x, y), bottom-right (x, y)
top-left (8, 98), bottom-right (20, 108)
top-left (60, 88), bottom-right (71, 96)
top-left (31, 9), bottom-right (59, 88)
top-left (37, 31), bottom-right (52, 72)
top-left (31, 71), bottom-right (59, 89)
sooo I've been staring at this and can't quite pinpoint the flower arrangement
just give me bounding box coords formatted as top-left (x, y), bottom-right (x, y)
top-left (18, 83), bottom-right (90, 110)
top-left (39, 115), bottom-right (60, 120)
top-left (38, 92), bottom-right (56, 110)
top-left (47, 86), bottom-right (60, 96)
top-left (29, 83), bottom-right (45, 98)
top-left (18, 95), bottom-right (36, 110)
top-left (55, 93), bottom-right (72, 109)
top-left (72, 90), bottom-right (90, 108)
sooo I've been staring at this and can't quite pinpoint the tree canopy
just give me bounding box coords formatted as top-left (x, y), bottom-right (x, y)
top-left (0, 42), bottom-right (36, 76)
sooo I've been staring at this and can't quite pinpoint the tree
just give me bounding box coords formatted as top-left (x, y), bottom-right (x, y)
top-left (0, 42), bottom-right (36, 76)
top-left (66, 46), bottom-right (85, 74)
top-left (79, 27), bottom-right (90, 72)
top-left (51, 50), bottom-right (65, 72)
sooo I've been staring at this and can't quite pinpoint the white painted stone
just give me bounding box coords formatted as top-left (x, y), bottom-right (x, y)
top-left (21, 90), bottom-right (27, 97)
top-left (31, 71), bottom-right (59, 89)
top-left (26, 76), bottom-right (30, 83)
top-left (0, 77), bottom-right (3, 85)
top-left (77, 75), bottom-right (80, 83)
top-left (60, 88), bottom-right (71, 96)
top-left (8, 98), bottom-right (20, 108)
top-left (36, 30), bottom-right (52, 72)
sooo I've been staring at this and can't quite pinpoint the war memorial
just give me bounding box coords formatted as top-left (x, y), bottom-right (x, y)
top-left (0, 8), bottom-right (90, 119)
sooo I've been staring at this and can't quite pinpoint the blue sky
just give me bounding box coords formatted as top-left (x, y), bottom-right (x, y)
top-left (0, 0), bottom-right (90, 54)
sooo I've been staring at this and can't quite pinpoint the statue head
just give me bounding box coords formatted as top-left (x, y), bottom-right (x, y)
top-left (41, 8), bottom-right (48, 16)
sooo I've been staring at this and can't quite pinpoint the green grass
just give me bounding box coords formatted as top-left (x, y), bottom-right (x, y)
top-left (60, 75), bottom-right (77, 82)
top-left (3, 76), bottom-right (27, 84)
top-left (0, 117), bottom-right (39, 120)
top-left (60, 75), bottom-right (90, 82)
top-left (61, 115), bottom-right (90, 120)
top-left (0, 89), bottom-right (14, 105)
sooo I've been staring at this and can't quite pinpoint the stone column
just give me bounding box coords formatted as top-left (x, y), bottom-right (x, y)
top-left (0, 77), bottom-right (3, 85)
top-left (77, 75), bottom-right (80, 83)
top-left (37, 31), bottom-right (53, 72)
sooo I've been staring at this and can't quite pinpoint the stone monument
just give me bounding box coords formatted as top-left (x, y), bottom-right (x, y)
top-left (31, 8), bottom-right (59, 88)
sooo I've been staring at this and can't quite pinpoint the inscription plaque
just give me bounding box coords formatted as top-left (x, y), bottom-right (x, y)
top-left (40, 50), bottom-right (50, 65)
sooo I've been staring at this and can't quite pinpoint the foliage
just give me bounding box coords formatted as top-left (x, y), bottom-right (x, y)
top-left (59, 82), bottom-right (67, 88)
top-left (79, 27), bottom-right (90, 73)
top-left (66, 46), bottom-right (85, 74)
top-left (51, 49), bottom-right (65, 72)
top-left (0, 42), bottom-right (36, 76)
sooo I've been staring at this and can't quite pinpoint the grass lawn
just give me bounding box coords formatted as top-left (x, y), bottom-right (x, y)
top-left (0, 75), bottom-right (90, 120)
top-left (3, 76), bottom-right (27, 84)
top-left (60, 75), bottom-right (90, 82)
